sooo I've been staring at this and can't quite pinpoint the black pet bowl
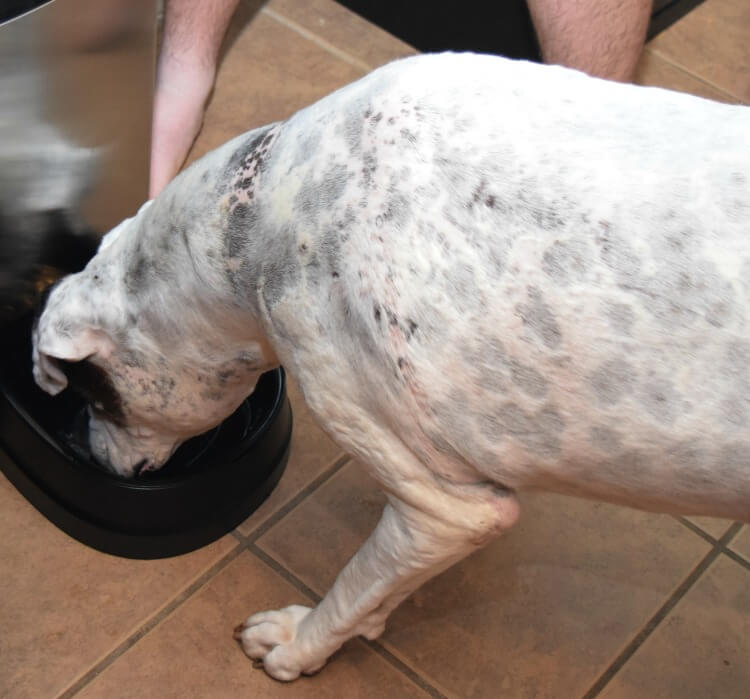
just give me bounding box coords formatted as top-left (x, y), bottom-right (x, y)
top-left (0, 313), bottom-right (292, 559)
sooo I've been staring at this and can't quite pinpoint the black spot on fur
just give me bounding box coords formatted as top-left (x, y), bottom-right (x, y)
top-left (225, 203), bottom-right (255, 257)
top-left (295, 163), bottom-right (352, 220)
top-left (605, 302), bottom-right (635, 335)
top-left (494, 402), bottom-right (565, 458)
top-left (57, 358), bottom-right (125, 426)
top-left (640, 376), bottom-right (680, 424)
top-left (222, 124), bottom-right (278, 185)
top-left (126, 254), bottom-right (150, 294)
top-left (598, 227), bottom-right (642, 285)
top-left (361, 152), bottom-right (377, 189)
top-left (588, 358), bottom-right (635, 405)
top-left (260, 243), bottom-right (299, 307)
top-left (380, 192), bottom-right (411, 228)
top-left (509, 359), bottom-right (548, 398)
top-left (262, 131), bottom-right (275, 147)
top-left (515, 287), bottom-right (562, 349)
top-left (589, 425), bottom-right (623, 454)
top-left (400, 128), bottom-right (417, 144)
top-left (542, 239), bottom-right (590, 286)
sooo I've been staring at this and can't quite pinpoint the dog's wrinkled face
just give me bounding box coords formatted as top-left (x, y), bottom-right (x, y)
top-left (33, 283), bottom-right (264, 476)
top-left (31, 211), bottom-right (269, 477)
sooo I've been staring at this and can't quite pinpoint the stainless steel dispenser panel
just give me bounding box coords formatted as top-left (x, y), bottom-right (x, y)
top-left (0, 0), bottom-right (157, 317)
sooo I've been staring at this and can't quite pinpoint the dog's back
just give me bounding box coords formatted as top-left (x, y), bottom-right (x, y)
top-left (251, 54), bottom-right (750, 520)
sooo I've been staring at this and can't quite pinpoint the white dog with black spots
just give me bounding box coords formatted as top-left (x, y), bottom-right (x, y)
top-left (34, 54), bottom-right (750, 680)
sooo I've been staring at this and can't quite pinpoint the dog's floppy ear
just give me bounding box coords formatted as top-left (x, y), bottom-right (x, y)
top-left (32, 316), bottom-right (114, 396)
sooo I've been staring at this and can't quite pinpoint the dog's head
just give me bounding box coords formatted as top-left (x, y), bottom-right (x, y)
top-left (31, 203), bottom-right (275, 478)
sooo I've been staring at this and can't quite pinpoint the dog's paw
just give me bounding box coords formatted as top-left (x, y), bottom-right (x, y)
top-left (234, 605), bottom-right (323, 681)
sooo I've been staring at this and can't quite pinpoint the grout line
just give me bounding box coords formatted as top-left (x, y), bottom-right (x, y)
top-left (671, 518), bottom-right (750, 568)
top-left (261, 6), bottom-right (373, 74)
top-left (243, 453), bottom-right (350, 544)
top-left (581, 522), bottom-right (745, 699)
top-left (58, 543), bottom-right (245, 699)
top-left (711, 522), bottom-right (747, 569)
top-left (365, 640), bottom-right (449, 699)
top-left (718, 521), bottom-right (745, 546)
top-left (247, 542), bottom-right (322, 604)
top-left (722, 545), bottom-right (750, 572)
top-left (646, 47), bottom-right (747, 104)
top-left (675, 516), bottom-right (720, 544)
top-left (676, 520), bottom-right (750, 568)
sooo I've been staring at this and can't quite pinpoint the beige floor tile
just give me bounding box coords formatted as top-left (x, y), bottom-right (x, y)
top-left (76, 551), bottom-right (430, 698)
top-left (184, 6), bottom-right (364, 166)
top-left (266, 0), bottom-right (416, 71)
top-left (634, 48), bottom-right (740, 103)
top-left (601, 554), bottom-right (750, 699)
top-left (258, 461), bottom-right (386, 589)
top-left (257, 462), bottom-right (711, 698)
top-left (648, 0), bottom-right (750, 103)
top-left (236, 377), bottom-right (344, 535)
top-left (728, 525), bottom-right (750, 560)
top-left (0, 465), bottom-right (238, 699)
top-left (685, 515), bottom-right (735, 540)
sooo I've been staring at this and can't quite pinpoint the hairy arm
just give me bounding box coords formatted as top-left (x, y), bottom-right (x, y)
top-left (150, 0), bottom-right (241, 197)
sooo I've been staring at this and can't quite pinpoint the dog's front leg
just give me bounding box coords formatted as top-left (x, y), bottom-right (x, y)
top-left (235, 486), bottom-right (519, 681)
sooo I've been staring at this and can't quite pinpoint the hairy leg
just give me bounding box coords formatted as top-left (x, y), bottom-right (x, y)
top-left (527, 0), bottom-right (652, 81)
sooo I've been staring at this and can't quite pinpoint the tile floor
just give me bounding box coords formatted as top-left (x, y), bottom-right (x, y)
top-left (2, 0), bottom-right (749, 697)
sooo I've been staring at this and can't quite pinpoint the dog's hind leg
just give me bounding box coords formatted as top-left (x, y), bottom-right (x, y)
top-left (235, 427), bottom-right (520, 681)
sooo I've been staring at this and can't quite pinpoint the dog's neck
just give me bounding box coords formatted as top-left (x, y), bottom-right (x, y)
top-left (89, 180), bottom-right (279, 378)
top-left (84, 122), bottom-right (301, 386)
